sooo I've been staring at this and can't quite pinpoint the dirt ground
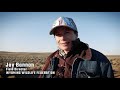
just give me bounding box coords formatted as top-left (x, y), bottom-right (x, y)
top-left (107, 55), bottom-right (120, 78)
top-left (0, 52), bottom-right (120, 78)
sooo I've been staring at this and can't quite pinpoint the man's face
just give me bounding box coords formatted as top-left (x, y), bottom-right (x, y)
top-left (54, 27), bottom-right (77, 52)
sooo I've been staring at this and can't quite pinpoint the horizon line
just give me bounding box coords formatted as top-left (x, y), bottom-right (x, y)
top-left (0, 51), bottom-right (120, 56)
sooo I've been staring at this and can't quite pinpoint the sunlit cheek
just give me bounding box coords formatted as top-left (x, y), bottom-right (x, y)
top-left (72, 34), bottom-right (77, 40)
top-left (56, 39), bottom-right (61, 47)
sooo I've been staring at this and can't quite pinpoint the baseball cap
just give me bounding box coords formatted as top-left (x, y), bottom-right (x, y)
top-left (49, 17), bottom-right (78, 35)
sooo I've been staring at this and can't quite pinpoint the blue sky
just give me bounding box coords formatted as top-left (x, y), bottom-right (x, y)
top-left (0, 12), bottom-right (120, 55)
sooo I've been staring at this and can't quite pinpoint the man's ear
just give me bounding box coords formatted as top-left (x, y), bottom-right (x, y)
top-left (76, 33), bottom-right (78, 37)
top-left (75, 32), bottom-right (78, 38)
top-left (74, 31), bottom-right (78, 38)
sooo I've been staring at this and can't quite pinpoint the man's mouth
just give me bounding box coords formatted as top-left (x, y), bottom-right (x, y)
top-left (61, 42), bottom-right (70, 45)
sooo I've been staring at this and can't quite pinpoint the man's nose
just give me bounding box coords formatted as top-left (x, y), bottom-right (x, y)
top-left (60, 34), bottom-right (66, 40)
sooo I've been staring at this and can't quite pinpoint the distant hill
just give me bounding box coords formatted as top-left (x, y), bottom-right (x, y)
top-left (0, 51), bottom-right (52, 55)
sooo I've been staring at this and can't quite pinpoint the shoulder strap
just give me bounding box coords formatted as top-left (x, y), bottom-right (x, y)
top-left (50, 57), bottom-right (59, 78)
top-left (38, 50), bottom-right (59, 78)
top-left (41, 50), bottom-right (58, 71)
top-left (72, 58), bottom-right (82, 78)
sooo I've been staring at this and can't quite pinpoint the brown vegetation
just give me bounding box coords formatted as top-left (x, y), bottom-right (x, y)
top-left (106, 55), bottom-right (120, 78)
top-left (0, 52), bottom-right (120, 78)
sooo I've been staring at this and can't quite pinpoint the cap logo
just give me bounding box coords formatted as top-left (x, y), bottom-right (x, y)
top-left (59, 19), bottom-right (63, 25)
top-left (50, 17), bottom-right (78, 35)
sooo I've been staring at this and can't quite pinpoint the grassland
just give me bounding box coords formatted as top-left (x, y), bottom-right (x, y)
top-left (0, 51), bottom-right (120, 78)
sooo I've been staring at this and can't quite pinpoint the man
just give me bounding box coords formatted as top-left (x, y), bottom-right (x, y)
top-left (39, 17), bottom-right (114, 78)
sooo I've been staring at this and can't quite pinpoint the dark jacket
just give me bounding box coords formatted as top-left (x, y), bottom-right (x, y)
top-left (72, 48), bottom-right (114, 78)
top-left (39, 38), bottom-right (114, 78)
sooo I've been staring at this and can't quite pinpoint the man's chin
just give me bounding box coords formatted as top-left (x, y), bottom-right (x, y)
top-left (61, 48), bottom-right (71, 51)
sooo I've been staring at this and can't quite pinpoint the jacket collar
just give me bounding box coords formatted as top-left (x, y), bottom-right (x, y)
top-left (58, 38), bottom-right (92, 60)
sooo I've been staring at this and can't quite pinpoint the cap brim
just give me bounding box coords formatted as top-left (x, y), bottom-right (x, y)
top-left (49, 25), bottom-right (75, 35)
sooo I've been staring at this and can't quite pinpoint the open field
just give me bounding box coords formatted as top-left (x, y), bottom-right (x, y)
top-left (106, 55), bottom-right (120, 78)
top-left (0, 51), bottom-right (120, 78)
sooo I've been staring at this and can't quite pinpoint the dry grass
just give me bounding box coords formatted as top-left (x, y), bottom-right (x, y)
top-left (0, 51), bottom-right (120, 78)
top-left (0, 51), bottom-right (51, 78)
top-left (106, 55), bottom-right (120, 78)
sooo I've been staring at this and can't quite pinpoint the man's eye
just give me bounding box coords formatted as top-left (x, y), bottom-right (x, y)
top-left (56, 34), bottom-right (61, 36)
top-left (65, 32), bottom-right (70, 34)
